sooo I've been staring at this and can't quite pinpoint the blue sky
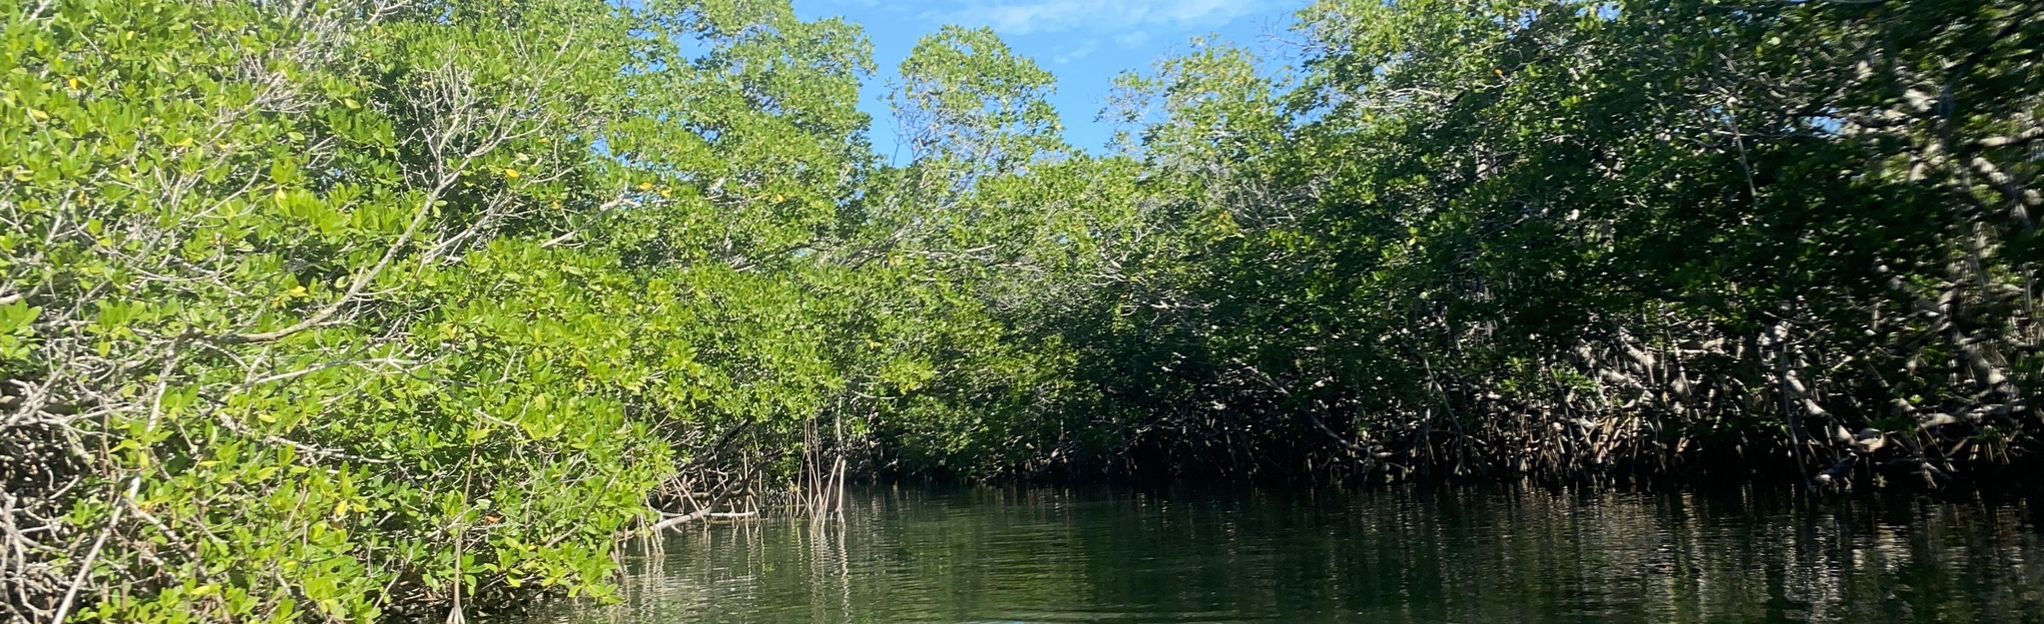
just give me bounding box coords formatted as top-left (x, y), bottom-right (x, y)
top-left (791, 0), bottom-right (1312, 162)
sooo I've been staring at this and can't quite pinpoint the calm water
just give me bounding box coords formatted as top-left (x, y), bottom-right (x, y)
top-left (523, 486), bottom-right (2044, 623)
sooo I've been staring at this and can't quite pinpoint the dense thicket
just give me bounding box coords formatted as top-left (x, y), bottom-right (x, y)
top-left (1066, 0), bottom-right (2044, 487)
top-left (1, 0), bottom-right (2038, 621)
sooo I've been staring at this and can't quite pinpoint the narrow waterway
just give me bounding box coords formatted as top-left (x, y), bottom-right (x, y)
top-left (523, 487), bottom-right (2044, 623)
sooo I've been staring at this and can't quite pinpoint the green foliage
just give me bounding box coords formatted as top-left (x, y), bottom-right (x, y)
top-left (894, 26), bottom-right (1064, 167)
top-left (0, 0), bottom-right (887, 620)
top-left (4, 0), bottom-right (2040, 620)
top-left (1048, 0), bottom-right (2044, 483)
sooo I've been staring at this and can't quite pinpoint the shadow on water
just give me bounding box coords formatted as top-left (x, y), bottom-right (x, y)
top-left (519, 485), bottom-right (2044, 623)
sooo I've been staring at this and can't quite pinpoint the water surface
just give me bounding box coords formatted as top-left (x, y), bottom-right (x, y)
top-left (525, 486), bottom-right (2044, 623)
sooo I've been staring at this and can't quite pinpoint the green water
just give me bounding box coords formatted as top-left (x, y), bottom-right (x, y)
top-left (524, 487), bottom-right (2044, 623)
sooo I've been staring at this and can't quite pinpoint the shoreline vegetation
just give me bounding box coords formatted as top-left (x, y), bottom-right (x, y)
top-left (2, 0), bottom-right (2039, 621)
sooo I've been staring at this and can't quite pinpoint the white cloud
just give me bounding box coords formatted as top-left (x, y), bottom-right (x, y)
top-left (932, 0), bottom-right (1263, 36)
top-left (1113, 31), bottom-right (1151, 48)
top-left (1053, 38), bottom-right (1101, 64)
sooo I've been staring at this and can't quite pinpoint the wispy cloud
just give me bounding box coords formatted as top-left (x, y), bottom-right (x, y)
top-left (1052, 39), bottom-right (1101, 64)
top-left (819, 0), bottom-right (913, 14)
top-left (930, 0), bottom-right (1264, 36)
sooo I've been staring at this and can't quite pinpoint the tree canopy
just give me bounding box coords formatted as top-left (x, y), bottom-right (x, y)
top-left (2, 0), bottom-right (2039, 621)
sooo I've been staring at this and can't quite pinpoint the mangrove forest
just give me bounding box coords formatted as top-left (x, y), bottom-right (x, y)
top-left (2, 0), bottom-right (2041, 621)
